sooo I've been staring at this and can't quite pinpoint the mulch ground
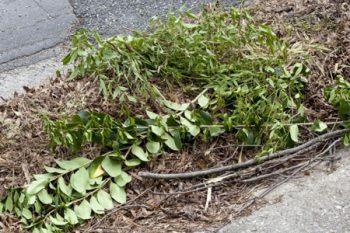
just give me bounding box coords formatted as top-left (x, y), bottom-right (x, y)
top-left (0, 0), bottom-right (349, 232)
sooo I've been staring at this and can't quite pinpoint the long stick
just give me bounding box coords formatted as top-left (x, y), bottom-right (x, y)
top-left (139, 129), bottom-right (349, 179)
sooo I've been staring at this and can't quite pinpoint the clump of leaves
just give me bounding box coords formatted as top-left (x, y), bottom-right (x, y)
top-left (0, 105), bottom-right (230, 231)
top-left (324, 76), bottom-right (350, 144)
top-left (63, 7), bottom-right (311, 152)
top-left (325, 76), bottom-right (350, 121)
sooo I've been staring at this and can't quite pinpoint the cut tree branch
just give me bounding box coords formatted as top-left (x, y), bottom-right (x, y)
top-left (139, 129), bottom-right (349, 179)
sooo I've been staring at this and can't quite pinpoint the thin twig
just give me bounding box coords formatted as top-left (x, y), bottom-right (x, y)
top-left (259, 138), bottom-right (341, 198)
top-left (227, 139), bottom-right (341, 220)
top-left (139, 129), bottom-right (349, 179)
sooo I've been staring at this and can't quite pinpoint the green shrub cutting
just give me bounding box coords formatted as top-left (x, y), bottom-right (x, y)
top-left (0, 6), bottom-right (348, 233)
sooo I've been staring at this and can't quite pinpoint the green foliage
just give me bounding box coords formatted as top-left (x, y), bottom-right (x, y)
top-left (324, 76), bottom-right (350, 145)
top-left (63, 7), bottom-right (311, 153)
top-left (1, 108), bottom-right (224, 231)
top-left (1, 5), bottom-right (332, 233)
top-left (0, 152), bottom-right (130, 232)
top-left (325, 76), bottom-right (350, 120)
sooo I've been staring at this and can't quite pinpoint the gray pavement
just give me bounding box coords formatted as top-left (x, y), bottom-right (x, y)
top-left (0, 0), bottom-right (75, 71)
top-left (70, 0), bottom-right (242, 36)
top-left (218, 148), bottom-right (350, 233)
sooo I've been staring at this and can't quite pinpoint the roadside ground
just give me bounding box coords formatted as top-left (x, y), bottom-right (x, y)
top-left (0, 1), bottom-right (349, 233)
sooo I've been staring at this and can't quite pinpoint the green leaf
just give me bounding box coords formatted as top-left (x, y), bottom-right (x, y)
top-left (150, 125), bottom-right (164, 136)
top-left (97, 190), bottom-right (114, 210)
top-left (22, 208), bottom-right (32, 220)
top-left (89, 156), bottom-right (105, 179)
top-left (146, 141), bottom-right (160, 154)
top-left (146, 111), bottom-right (159, 119)
top-left (99, 78), bottom-right (109, 98)
top-left (124, 159), bottom-right (141, 167)
top-left (37, 189), bottom-right (53, 204)
top-left (180, 117), bottom-right (200, 136)
top-left (5, 196), bottom-right (13, 211)
top-left (198, 95), bottom-right (209, 108)
top-left (33, 173), bottom-right (53, 181)
top-left (56, 157), bottom-right (91, 171)
top-left (70, 167), bottom-right (89, 194)
top-left (62, 53), bottom-right (72, 65)
top-left (74, 200), bottom-right (92, 220)
top-left (101, 156), bottom-right (122, 177)
top-left (289, 124), bottom-right (299, 143)
top-left (27, 179), bottom-right (49, 195)
top-left (115, 171), bottom-right (132, 187)
top-left (110, 182), bottom-right (126, 204)
top-left (208, 126), bottom-right (225, 137)
top-left (0, 202), bottom-right (3, 213)
top-left (343, 133), bottom-right (350, 146)
top-left (44, 166), bottom-right (66, 174)
top-left (50, 215), bottom-right (67, 226)
top-left (163, 100), bottom-right (189, 111)
top-left (27, 195), bottom-right (36, 205)
top-left (58, 177), bottom-right (72, 196)
top-left (162, 133), bottom-right (180, 151)
top-left (182, 23), bottom-right (197, 29)
top-left (90, 196), bottom-right (105, 214)
top-left (64, 208), bottom-right (78, 225)
top-left (131, 144), bottom-right (149, 161)
top-left (312, 120), bottom-right (328, 133)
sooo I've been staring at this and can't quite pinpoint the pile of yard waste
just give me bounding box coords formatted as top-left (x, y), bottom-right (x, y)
top-left (0, 0), bottom-right (349, 232)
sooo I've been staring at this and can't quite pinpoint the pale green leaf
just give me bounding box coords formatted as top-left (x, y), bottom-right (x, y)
top-left (289, 124), bottom-right (299, 143)
top-left (163, 100), bottom-right (189, 111)
top-left (312, 120), bottom-right (328, 133)
top-left (33, 173), bottom-right (53, 181)
top-left (74, 200), bottom-right (91, 220)
top-left (89, 156), bottom-right (105, 179)
top-left (115, 171), bottom-right (132, 187)
top-left (22, 208), bottom-right (32, 220)
top-left (208, 126), bottom-right (225, 137)
top-left (146, 141), bottom-right (160, 154)
top-left (101, 156), bottom-right (122, 177)
top-left (50, 215), bottom-right (67, 226)
top-left (27, 179), bottom-right (49, 195)
top-left (64, 208), bottom-right (78, 225)
top-left (5, 195), bottom-right (13, 212)
top-left (198, 95), bottom-right (209, 108)
top-left (146, 111), bottom-right (159, 119)
top-left (163, 133), bottom-right (179, 151)
top-left (150, 125), bottom-right (164, 136)
top-left (124, 159), bottom-right (141, 167)
top-left (97, 190), bottom-right (113, 210)
top-left (180, 117), bottom-right (200, 136)
top-left (56, 157), bottom-right (91, 170)
top-left (58, 177), bottom-right (72, 196)
top-left (37, 189), bottom-right (53, 204)
top-left (70, 167), bottom-right (89, 194)
top-left (131, 144), bottom-right (149, 161)
top-left (27, 195), bottom-right (36, 205)
top-left (44, 166), bottom-right (66, 174)
top-left (110, 182), bottom-right (126, 204)
top-left (90, 196), bottom-right (104, 214)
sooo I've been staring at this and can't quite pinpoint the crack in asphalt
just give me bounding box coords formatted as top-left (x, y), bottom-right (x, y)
top-left (32, 0), bottom-right (52, 16)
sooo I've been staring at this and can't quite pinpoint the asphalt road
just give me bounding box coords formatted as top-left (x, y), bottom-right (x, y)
top-left (0, 0), bottom-right (75, 71)
top-left (70, 0), bottom-right (242, 36)
top-left (218, 149), bottom-right (350, 233)
top-left (0, 0), bottom-right (241, 72)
